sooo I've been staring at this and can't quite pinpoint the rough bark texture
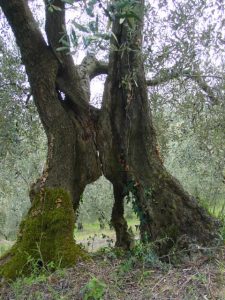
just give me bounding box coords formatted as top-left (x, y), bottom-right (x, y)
top-left (0, 0), bottom-right (101, 279)
top-left (0, 0), bottom-right (220, 279)
top-left (111, 184), bottom-right (134, 249)
top-left (98, 0), bottom-right (220, 255)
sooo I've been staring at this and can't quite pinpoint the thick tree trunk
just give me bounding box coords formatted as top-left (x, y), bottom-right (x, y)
top-left (0, 0), bottom-right (101, 279)
top-left (0, 70), bottom-right (102, 279)
top-left (98, 0), bottom-right (220, 255)
top-left (0, 92), bottom-right (101, 279)
top-left (0, 0), bottom-right (221, 280)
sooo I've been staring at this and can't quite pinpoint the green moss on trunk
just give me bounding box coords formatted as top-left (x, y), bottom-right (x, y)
top-left (0, 188), bottom-right (87, 280)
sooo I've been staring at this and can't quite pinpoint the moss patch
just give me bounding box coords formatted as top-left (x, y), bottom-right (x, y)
top-left (0, 188), bottom-right (87, 280)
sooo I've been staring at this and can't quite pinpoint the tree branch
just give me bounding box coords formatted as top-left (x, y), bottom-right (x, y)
top-left (146, 70), bottom-right (180, 86)
top-left (79, 55), bottom-right (108, 80)
top-left (44, 0), bottom-right (70, 64)
top-left (146, 69), bottom-right (221, 105)
top-left (0, 0), bottom-right (69, 128)
top-left (0, 0), bottom-right (48, 68)
top-left (90, 61), bottom-right (108, 79)
top-left (71, 54), bottom-right (108, 101)
top-left (1, 1), bottom-right (98, 127)
top-left (57, 54), bottom-right (108, 106)
top-left (44, 1), bottom-right (97, 107)
top-left (186, 72), bottom-right (220, 105)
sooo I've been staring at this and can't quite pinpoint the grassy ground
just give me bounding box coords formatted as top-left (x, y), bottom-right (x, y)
top-left (0, 240), bottom-right (13, 257)
top-left (74, 218), bottom-right (139, 251)
top-left (1, 217), bottom-right (225, 299)
top-left (75, 218), bottom-right (139, 239)
top-left (1, 243), bottom-right (225, 299)
top-left (202, 198), bottom-right (225, 218)
top-left (0, 219), bottom-right (139, 256)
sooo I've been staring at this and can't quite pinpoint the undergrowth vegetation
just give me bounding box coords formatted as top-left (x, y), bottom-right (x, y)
top-left (1, 238), bottom-right (225, 299)
top-left (0, 0), bottom-right (225, 298)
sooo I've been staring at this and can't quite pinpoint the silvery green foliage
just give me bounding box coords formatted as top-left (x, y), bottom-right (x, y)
top-left (151, 82), bottom-right (225, 213)
top-left (78, 176), bottom-right (114, 224)
top-left (78, 176), bottom-right (134, 224)
top-left (0, 36), bottom-right (47, 239)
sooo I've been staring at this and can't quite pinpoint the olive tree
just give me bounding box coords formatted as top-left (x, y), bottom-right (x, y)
top-left (0, 0), bottom-right (220, 279)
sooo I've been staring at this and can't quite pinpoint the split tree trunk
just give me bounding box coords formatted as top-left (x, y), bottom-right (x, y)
top-left (0, 0), bottom-right (220, 280)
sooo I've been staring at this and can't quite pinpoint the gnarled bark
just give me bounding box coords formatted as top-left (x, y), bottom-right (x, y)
top-left (0, 0), bottom-right (221, 280)
top-left (111, 184), bottom-right (134, 249)
top-left (0, 0), bottom-right (101, 279)
top-left (98, 0), bottom-right (220, 255)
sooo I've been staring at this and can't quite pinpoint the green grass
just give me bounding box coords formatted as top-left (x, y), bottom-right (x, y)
top-left (0, 241), bottom-right (13, 256)
top-left (0, 219), bottom-right (139, 258)
top-left (198, 197), bottom-right (225, 218)
top-left (210, 201), bottom-right (225, 218)
top-left (74, 218), bottom-right (139, 241)
top-left (197, 199), bottom-right (225, 241)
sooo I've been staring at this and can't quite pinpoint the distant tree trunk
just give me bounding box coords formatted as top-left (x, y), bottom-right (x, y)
top-left (0, 0), bottom-right (220, 280)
